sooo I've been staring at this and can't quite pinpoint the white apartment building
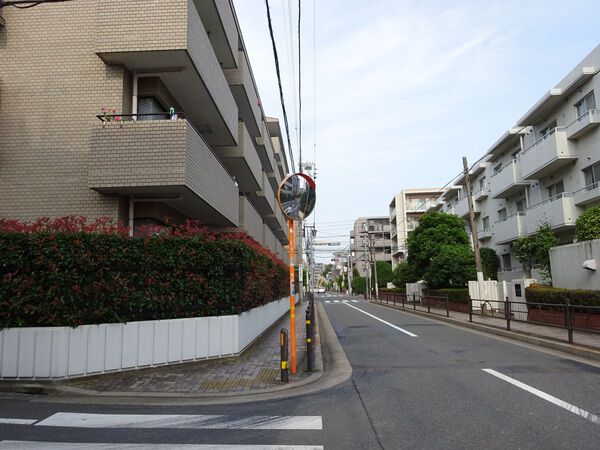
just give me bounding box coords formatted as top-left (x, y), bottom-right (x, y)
top-left (349, 217), bottom-right (392, 277)
top-left (434, 43), bottom-right (600, 282)
top-left (389, 189), bottom-right (444, 267)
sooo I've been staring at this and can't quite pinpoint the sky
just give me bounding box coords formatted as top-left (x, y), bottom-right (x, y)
top-left (232, 0), bottom-right (600, 261)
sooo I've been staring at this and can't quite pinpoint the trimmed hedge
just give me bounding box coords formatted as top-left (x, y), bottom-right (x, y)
top-left (525, 284), bottom-right (600, 308)
top-left (380, 287), bottom-right (406, 294)
top-left (0, 217), bottom-right (287, 328)
top-left (423, 288), bottom-right (470, 304)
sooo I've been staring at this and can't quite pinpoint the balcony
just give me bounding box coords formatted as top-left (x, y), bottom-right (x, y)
top-left (566, 110), bottom-right (600, 140)
top-left (477, 227), bottom-right (492, 241)
top-left (473, 187), bottom-right (489, 202)
top-left (195, 0), bottom-right (238, 69)
top-left (426, 201), bottom-right (443, 213)
top-left (455, 195), bottom-right (479, 218)
top-left (490, 159), bottom-right (529, 199)
top-left (239, 195), bottom-right (263, 245)
top-left (213, 122), bottom-right (262, 192)
top-left (247, 172), bottom-right (276, 217)
top-left (95, 0), bottom-right (238, 146)
top-left (520, 129), bottom-right (576, 180)
top-left (494, 212), bottom-right (527, 244)
top-left (224, 51), bottom-right (263, 139)
top-left (256, 122), bottom-right (279, 190)
top-left (574, 183), bottom-right (600, 206)
top-left (90, 117), bottom-right (239, 227)
top-left (526, 193), bottom-right (576, 233)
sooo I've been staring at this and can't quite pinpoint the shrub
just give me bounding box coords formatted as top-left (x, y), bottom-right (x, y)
top-left (352, 276), bottom-right (367, 294)
top-left (392, 261), bottom-right (419, 287)
top-left (423, 288), bottom-right (470, 304)
top-left (480, 247), bottom-right (499, 280)
top-left (0, 217), bottom-right (287, 328)
top-left (513, 224), bottom-right (558, 278)
top-left (575, 205), bottom-right (600, 241)
top-left (525, 284), bottom-right (600, 308)
top-left (375, 261), bottom-right (393, 287)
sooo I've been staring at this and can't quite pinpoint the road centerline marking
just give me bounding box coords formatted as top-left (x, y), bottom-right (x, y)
top-left (343, 303), bottom-right (417, 337)
top-left (483, 368), bottom-right (600, 426)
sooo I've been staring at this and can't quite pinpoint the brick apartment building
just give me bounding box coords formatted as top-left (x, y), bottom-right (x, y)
top-left (0, 0), bottom-right (291, 261)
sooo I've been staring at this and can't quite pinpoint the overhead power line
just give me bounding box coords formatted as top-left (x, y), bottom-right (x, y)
top-left (265, 0), bottom-right (295, 172)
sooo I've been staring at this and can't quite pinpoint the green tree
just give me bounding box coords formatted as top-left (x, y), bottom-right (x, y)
top-left (512, 224), bottom-right (558, 278)
top-left (575, 206), bottom-right (600, 241)
top-left (375, 261), bottom-right (393, 287)
top-left (407, 212), bottom-right (471, 279)
top-left (423, 245), bottom-right (477, 288)
top-left (392, 261), bottom-right (419, 287)
top-left (480, 247), bottom-right (499, 280)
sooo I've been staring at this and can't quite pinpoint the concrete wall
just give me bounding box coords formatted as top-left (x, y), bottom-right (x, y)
top-left (0, 297), bottom-right (290, 380)
top-left (550, 240), bottom-right (600, 290)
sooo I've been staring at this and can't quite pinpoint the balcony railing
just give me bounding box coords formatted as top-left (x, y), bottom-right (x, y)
top-left (566, 109), bottom-right (600, 140)
top-left (520, 128), bottom-right (575, 180)
top-left (455, 195), bottom-right (479, 218)
top-left (477, 227), bottom-right (492, 240)
top-left (526, 193), bottom-right (576, 232)
top-left (494, 212), bottom-right (527, 244)
top-left (489, 159), bottom-right (528, 199)
top-left (573, 182), bottom-right (600, 206)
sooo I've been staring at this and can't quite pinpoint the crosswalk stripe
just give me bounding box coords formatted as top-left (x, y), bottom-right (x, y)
top-left (0, 419), bottom-right (37, 425)
top-left (35, 413), bottom-right (323, 430)
top-left (324, 300), bottom-right (331, 303)
top-left (0, 443), bottom-right (323, 450)
top-left (333, 300), bottom-right (340, 303)
top-left (351, 300), bottom-right (359, 303)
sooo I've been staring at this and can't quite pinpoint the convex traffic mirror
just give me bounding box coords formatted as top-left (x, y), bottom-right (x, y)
top-left (277, 173), bottom-right (316, 221)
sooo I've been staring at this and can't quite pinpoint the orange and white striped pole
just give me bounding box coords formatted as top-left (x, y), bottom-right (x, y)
top-left (288, 218), bottom-right (297, 374)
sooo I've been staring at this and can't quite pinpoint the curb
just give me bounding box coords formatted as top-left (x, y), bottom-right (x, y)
top-left (372, 301), bottom-right (600, 363)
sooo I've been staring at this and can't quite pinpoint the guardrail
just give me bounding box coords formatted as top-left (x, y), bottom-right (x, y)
top-left (376, 292), bottom-right (450, 318)
top-left (469, 298), bottom-right (600, 344)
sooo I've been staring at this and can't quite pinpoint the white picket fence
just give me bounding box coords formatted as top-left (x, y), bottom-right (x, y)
top-left (0, 297), bottom-right (291, 380)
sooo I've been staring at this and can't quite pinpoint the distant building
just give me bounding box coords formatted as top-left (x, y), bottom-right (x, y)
top-left (349, 217), bottom-right (392, 277)
top-left (389, 189), bottom-right (444, 268)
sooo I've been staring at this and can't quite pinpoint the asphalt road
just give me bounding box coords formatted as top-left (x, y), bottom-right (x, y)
top-left (1, 293), bottom-right (600, 449)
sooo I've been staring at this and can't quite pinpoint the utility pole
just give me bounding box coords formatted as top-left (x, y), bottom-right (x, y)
top-left (361, 225), bottom-right (371, 300)
top-left (371, 237), bottom-right (379, 301)
top-left (462, 156), bottom-right (484, 284)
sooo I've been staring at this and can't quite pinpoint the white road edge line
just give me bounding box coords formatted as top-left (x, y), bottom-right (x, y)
top-left (0, 419), bottom-right (37, 425)
top-left (343, 303), bottom-right (417, 337)
top-left (482, 369), bottom-right (600, 426)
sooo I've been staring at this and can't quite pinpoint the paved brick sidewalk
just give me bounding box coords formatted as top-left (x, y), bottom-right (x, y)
top-left (62, 301), bottom-right (314, 396)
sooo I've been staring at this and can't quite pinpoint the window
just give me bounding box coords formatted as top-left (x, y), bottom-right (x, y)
top-left (493, 163), bottom-right (502, 174)
top-left (498, 208), bottom-right (507, 221)
top-left (547, 180), bottom-right (564, 200)
top-left (479, 177), bottom-right (486, 191)
top-left (482, 216), bottom-right (490, 231)
top-left (138, 97), bottom-right (167, 120)
top-left (584, 162), bottom-right (600, 187)
top-left (501, 254), bottom-right (512, 271)
top-left (575, 91), bottom-right (596, 118)
top-left (539, 120), bottom-right (558, 137)
top-left (516, 198), bottom-right (526, 213)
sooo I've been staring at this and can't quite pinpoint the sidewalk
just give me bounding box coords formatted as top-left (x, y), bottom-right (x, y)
top-left (373, 299), bottom-right (600, 361)
top-left (3, 301), bottom-right (320, 399)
